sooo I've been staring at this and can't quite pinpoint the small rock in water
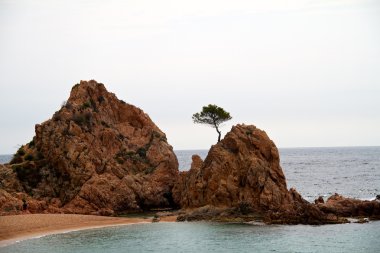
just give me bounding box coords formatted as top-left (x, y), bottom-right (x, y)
top-left (314, 196), bottom-right (325, 204)
top-left (152, 215), bottom-right (160, 222)
top-left (354, 217), bottom-right (369, 224)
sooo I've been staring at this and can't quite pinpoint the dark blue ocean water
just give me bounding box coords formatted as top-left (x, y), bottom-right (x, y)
top-left (1, 147), bottom-right (380, 252)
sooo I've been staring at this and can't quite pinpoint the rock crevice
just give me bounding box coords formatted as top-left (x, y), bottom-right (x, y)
top-left (1, 81), bottom-right (378, 224)
top-left (1, 80), bottom-right (178, 215)
top-left (173, 124), bottom-right (380, 224)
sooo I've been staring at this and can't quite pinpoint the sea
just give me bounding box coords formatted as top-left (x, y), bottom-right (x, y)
top-left (1, 146), bottom-right (380, 253)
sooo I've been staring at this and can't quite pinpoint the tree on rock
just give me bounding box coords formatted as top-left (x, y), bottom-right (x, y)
top-left (192, 104), bottom-right (232, 142)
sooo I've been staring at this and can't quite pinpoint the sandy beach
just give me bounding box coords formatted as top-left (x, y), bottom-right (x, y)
top-left (0, 214), bottom-right (155, 247)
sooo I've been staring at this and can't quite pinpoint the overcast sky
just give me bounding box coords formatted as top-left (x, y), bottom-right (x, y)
top-left (0, 0), bottom-right (379, 154)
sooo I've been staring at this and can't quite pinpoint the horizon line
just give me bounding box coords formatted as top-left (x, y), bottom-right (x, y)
top-left (1, 145), bottom-right (379, 155)
top-left (173, 145), bottom-right (380, 151)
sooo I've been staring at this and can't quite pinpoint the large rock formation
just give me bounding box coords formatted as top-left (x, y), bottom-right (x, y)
top-left (173, 125), bottom-right (321, 223)
top-left (1, 82), bottom-right (378, 224)
top-left (1, 80), bottom-right (179, 215)
top-left (173, 124), bottom-right (380, 224)
top-left (173, 125), bottom-right (291, 209)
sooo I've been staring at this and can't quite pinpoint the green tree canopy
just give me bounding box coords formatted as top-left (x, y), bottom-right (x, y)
top-left (192, 104), bottom-right (232, 142)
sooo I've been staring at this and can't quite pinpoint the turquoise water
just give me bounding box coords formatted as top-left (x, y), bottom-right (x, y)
top-left (1, 147), bottom-right (380, 252)
top-left (2, 222), bottom-right (380, 253)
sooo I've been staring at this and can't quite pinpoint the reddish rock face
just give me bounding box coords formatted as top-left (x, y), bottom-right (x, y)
top-left (317, 193), bottom-right (380, 218)
top-left (1, 84), bottom-right (378, 223)
top-left (173, 124), bottom-right (379, 224)
top-left (174, 125), bottom-right (296, 222)
top-left (173, 124), bottom-right (293, 212)
top-left (2, 80), bottom-right (179, 215)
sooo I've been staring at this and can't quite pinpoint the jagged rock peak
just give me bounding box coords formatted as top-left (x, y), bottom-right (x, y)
top-left (53, 80), bottom-right (153, 129)
top-left (2, 80), bottom-right (179, 215)
top-left (173, 124), bottom-right (380, 224)
top-left (173, 124), bottom-right (290, 210)
top-left (69, 80), bottom-right (109, 102)
top-left (173, 124), bottom-right (333, 224)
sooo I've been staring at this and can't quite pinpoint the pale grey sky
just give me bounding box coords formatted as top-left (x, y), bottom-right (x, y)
top-left (0, 0), bottom-right (379, 154)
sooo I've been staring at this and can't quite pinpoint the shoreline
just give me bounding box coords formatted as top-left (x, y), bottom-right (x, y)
top-left (0, 213), bottom-right (378, 248)
top-left (0, 214), bottom-right (167, 247)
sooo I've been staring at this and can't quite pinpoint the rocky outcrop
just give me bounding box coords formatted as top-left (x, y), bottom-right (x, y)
top-left (0, 164), bottom-right (23, 215)
top-left (173, 125), bottom-right (323, 223)
top-left (173, 125), bottom-right (292, 210)
top-left (173, 124), bottom-right (379, 224)
top-left (317, 194), bottom-right (380, 219)
top-left (0, 164), bottom-right (52, 215)
top-left (1, 82), bottom-right (378, 223)
top-left (1, 80), bottom-right (178, 215)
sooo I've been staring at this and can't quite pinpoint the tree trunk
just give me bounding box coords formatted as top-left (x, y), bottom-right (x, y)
top-left (212, 119), bottom-right (221, 142)
top-left (216, 127), bottom-right (221, 142)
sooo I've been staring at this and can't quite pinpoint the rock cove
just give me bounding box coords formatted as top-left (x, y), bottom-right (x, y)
top-left (1, 80), bottom-right (379, 224)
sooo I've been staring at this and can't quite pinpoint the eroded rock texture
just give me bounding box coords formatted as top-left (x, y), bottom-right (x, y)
top-left (317, 193), bottom-right (380, 219)
top-left (173, 125), bottom-right (292, 210)
top-left (173, 124), bottom-right (379, 224)
top-left (1, 84), bottom-right (378, 223)
top-left (1, 80), bottom-right (178, 215)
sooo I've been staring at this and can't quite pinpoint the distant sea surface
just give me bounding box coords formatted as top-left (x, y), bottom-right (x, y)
top-left (0, 155), bottom-right (11, 165)
top-left (177, 147), bottom-right (380, 201)
top-left (1, 146), bottom-right (380, 252)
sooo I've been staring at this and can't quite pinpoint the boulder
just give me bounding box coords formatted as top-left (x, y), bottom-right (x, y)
top-left (0, 189), bottom-right (22, 215)
top-left (314, 196), bottom-right (325, 204)
top-left (317, 193), bottom-right (380, 219)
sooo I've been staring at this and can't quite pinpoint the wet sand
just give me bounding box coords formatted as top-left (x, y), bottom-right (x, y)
top-left (0, 214), bottom-right (153, 247)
